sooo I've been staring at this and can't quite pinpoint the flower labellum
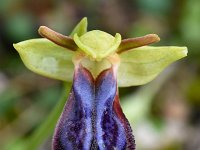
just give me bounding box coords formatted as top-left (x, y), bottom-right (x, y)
top-left (13, 17), bottom-right (188, 150)
top-left (53, 63), bottom-right (135, 149)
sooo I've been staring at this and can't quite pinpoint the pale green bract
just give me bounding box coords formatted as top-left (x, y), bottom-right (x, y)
top-left (13, 18), bottom-right (188, 87)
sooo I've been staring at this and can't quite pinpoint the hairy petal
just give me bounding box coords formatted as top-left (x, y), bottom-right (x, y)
top-left (52, 65), bottom-right (94, 149)
top-left (95, 67), bottom-right (135, 149)
top-left (52, 65), bottom-right (135, 150)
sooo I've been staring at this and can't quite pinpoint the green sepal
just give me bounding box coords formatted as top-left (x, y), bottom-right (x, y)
top-left (13, 18), bottom-right (89, 81)
top-left (14, 17), bottom-right (188, 87)
top-left (70, 17), bottom-right (88, 37)
top-left (117, 46), bottom-right (188, 87)
top-left (74, 30), bottom-right (121, 61)
top-left (13, 38), bottom-right (74, 82)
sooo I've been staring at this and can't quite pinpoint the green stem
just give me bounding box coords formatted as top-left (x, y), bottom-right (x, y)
top-left (26, 82), bottom-right (71, 150)
top-left (8, 82), bottom-right (71, 150)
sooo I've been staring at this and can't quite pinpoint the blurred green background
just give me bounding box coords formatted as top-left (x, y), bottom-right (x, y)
top-left (0, 0), bottom-right (200, 150)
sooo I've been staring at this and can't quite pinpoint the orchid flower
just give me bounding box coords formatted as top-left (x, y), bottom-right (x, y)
top-left (13, 18), bottom-right (187, 150)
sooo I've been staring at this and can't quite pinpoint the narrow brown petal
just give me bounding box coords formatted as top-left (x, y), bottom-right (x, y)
top-left (38, 26), bottom-right (78, 51)
top-left (117, 34), bottom-right (160, 53)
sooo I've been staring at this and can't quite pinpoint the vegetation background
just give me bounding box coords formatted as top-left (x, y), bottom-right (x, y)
top-left (0, 0), bottom-right (200, 149)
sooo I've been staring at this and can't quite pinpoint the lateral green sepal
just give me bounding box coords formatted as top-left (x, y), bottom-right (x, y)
top-left (13, 38), bottom-right (74, 82)
top-left (117, 46), bottom-right (188, 87)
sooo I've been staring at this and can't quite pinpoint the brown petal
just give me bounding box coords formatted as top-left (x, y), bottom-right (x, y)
top-left (117, 34), bottom-right (160, 53)
top-left (38, 26), bottom-right (78, 51)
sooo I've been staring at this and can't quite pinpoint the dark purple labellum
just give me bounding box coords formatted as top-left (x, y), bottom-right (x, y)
top-left (52, 64), bottom-right (135, 150)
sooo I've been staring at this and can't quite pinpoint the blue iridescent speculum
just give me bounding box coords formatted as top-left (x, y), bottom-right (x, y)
top-left (53, 63), bottom-right (135, 149)
top-left (51, 29), bottom-right (136, 149)
top-left (13, 17), bottom-right (188, 150)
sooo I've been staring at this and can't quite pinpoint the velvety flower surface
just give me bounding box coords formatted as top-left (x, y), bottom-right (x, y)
top-left (13, 17), bottom-right (187, 150)
top-left (53, 64), bottom-right (135, 149)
